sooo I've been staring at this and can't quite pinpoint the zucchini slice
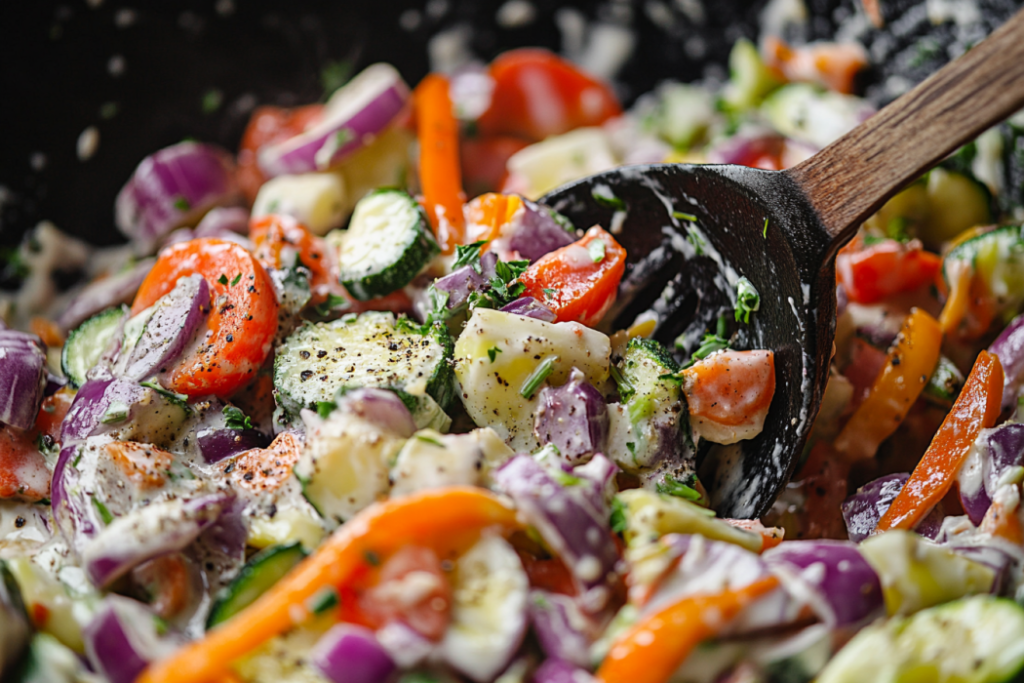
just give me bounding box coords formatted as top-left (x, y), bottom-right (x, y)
top-left (60, 305), bottom-right (127, 388)
top-left (206, 543), bottom-right (307, 628)
top-left (943, 224), bottom-right (1024, 308)
top-left (274, 312), bottom-right (455, 415)
top-left (817, 596), bottom-right (1024, 683)
top-left (336, 188), bottom-right (439, 300)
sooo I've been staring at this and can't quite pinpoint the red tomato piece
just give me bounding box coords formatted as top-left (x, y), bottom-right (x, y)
top-left (132, 238), bottom-right (279, 398)
top-left (237, 105), bottom-right (325, 204)
top-left (476, 49), bottom-right (622, 142)
top-left (837, 238), bottom-right (942, 304)
top-left (518, 226), bottom-right (627, 327)
top-left (358, 545), bottom-right (453, 641)
top-left (0, 426), bottom-right (49, 502)
top-left (460, 135), bottom-right (531, 197)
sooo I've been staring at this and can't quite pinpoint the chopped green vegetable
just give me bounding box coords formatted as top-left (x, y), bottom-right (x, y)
top-left (91, 496), bottom-right (114, 525)
top-left (308, 586), bottom-right (339, 615)
top-left (763, 216), bottom-right (769, 238)
top-left (223, 405), bottom-right (254, 431)
top-left (100, 401), bottom-right (130, 425)
top-left (656, 474), bottom-right (703, 501)
top-left (415, 434), bottom-right (445, 447)
top-left (520, 356), bottom-right (558, 399)
top-left (673, 211), bottom-right (697, 222)
top-left (588, 239), bottom-right (607, 263)
top-left (174, 196), bottom-right (191, 212)
top-left (314, 292), bottom-right (350, 318)
top-left (610, 364), bottom-right (636, 402)
top-left (201, 89), bottom-right (223, 113)
top-left (453, 240), bottom-right (487, 273)
top-left (316, 401), bottom-right (337, 419)
top-left (487, 346), bottom-right (502, 363)
top-left (217, 274), bottom-right (229, 285)
top-left (734, 276), bottom-right (760, 324)
top-left (592, 188), bottom-right (626, 211)
top-left (321, 59), bottom-right (353, 95)
top-left (230, 272), bottom-right (242, 286)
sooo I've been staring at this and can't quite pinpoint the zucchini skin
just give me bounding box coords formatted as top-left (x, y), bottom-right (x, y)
top-left (61, 305), bottom-right (127, 388)
top-left (206, 542), bottom-right (307, 628)
top-left (337, 188), bottom-right (439, 301)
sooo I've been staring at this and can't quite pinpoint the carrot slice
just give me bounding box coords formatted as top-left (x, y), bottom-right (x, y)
top-left (875, 351), bottom-right (1003, 533)
top-left (136, 487), bottom-right (521, 683)
top-left (414, 74), bottom-right (465, 254)
top-left (596, 576), bottom-right (780, 683)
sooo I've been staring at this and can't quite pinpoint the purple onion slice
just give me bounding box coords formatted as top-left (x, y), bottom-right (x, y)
top-left (119, 274), bottom-right (209, 380)
top-left (500, 296), bottom-right (557, 322)
top-left (0, 330), bottom-right (47, 430)
top-left (83, 595), bottom-right (181, 683)
top-left (508, 198), bottom-right (575, 262)
top-left (533, 368), bottom-right (609, 465)
top-left (311, 623), bottom-right (396, 683)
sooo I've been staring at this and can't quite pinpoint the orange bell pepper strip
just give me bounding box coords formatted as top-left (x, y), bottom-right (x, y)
top-left (834, 308), bottom-right (942, 461)
top-left (836, 238), bottom-right (942, 304)
top-left (980, 493), bottom-right (1024, 545)
top-left (132, 238), bottom-right (280, 399)
top-left (518, 225), bottom-right (627, 327)
top-left (875, 351), bottom-right (1004, 533)
top-left (596, 576), bottom-right (780, 683)
top-left (136, 487), bottom-right (521, 683)
top-left (414, 74), bottom-right (465, 254)
top-left (463, 192), bottom-right (523, 246)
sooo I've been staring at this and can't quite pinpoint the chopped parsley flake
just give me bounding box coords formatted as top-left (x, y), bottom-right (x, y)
top-left (520, 356), bottom-right (558, 399)
top-left (487, 346), bottom-right (502, 363)
top-left (610, 497), bottom-right (628, 534)
top-left (588, 239), bottom-right (606, 263)
top-left (592, 188), bottom-right (626, 211)
top-left (223, 405), bottom-right (254, 431)
top-left (673, 210), bottom-right (697, 222)
top-left (174, 196), bottom-right (191, 212)
top-left (230, 272), bottom-right (242, 286)
top-left (734, 276), bottom-right (760, 324)
top-left (217, 274), bottom-right (229, 285)
top-left (453, 240), bottom-right (487, 273)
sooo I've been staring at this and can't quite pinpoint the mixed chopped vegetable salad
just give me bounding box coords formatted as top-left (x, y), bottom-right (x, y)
top-left (4, 10), bottom-right (1024, 683)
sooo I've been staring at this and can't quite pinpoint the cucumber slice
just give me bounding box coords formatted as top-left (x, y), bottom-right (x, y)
top-left (274, 312), bottom-right (455, 415)
top-left (817, 596), bottom-right (1024, 683)
top-left (60, 305), bottom-right (127, 387)
top-left (206, 542), bottom-right (307, 628)
top-left (943, 225), bottom-right (1024, 313)
top-left (722, 37), bottom-right (782, 112)
top-left (336, 189), bottom-right (439, 300)
top-left (922, 355), bottom-right (964, 407)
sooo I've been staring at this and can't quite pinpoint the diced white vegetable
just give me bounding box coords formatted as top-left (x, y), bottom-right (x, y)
top-left (503, 127), bottom-right (618, 199)
top-left (440, 533), bottom-right (529, 683)
top-left (454, 308), bottom-right (611, 451)
top-left (251, 172), bottom-right (348, 236)
top-left (390, 428), bottom-right (514, 496)
top-left (618, 488), bottom-right (763, 553)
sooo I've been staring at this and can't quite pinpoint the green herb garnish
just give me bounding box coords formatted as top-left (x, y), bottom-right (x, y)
top-left (588, 239), bottom-right (607, 263)
top-left (217, 274), bottom-right (229, 285)
top-left (230, 272), bottom-right (242, 287)
top-left (174, 196), bottom-right (191, 212)
top-left (487, 346), bottom-right (502, 363)
top-left (416, 434), bottom-right (445, 447)
top-left (520, 356), bottom-right (558, 399)
top-left (656, 474), bottom-right (703, 501)
top-left (223, 405), bottom-right (254, 431)
top-left (91, 496), bottom-right (114, 525)
top-left (610, 497), bottom-right (628, 534)
top-left (453, 240), bottom-right (487, 273)
top-left (673, 210), bottom-right (697, 222)
top-left (592, 188), bottom-right (626, 211)
top-left (734, 276), bottom-right (760, 324)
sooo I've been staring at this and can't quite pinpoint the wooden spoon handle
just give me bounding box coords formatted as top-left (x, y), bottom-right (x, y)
top-left (787, 8), bottom-right (1024, 246)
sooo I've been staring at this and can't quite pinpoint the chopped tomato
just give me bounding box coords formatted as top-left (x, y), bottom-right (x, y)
top-left (0, 425), bottom-right (49, 502)
top-left (763, 36), bottom-right (868, 94)
top-left (357, 545), bottom-right (453, 641)
top-left (680, 350), bottom-right (776, 445)
top-left (518, 552), bottom-right (577, 596)
top-left (836, 238), bottom-right (942, 304)
top-left (35, 388), bottom-right (75, 442)
top-left (477, 49), bottom-right (622, 142)
top-left (518, 226), bottom-right (626, 327)
top-left (460, 135), bottom-right (531, 197)
top-left (237, 105), bottom-right (324, 204)
top-left (132, 238), bottom-right (279, 398)
top-left (250, 215), bottom-right (335, 305)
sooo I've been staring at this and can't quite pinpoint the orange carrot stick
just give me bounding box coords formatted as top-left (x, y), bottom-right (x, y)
top-left (596, 576), bottom-right (780, 683)
top-left (415, 73), bottom-right (466, 254)
top-left (137, 487), bottom-right (520, 683)
top-left (875, 350), bottom-right (1003, 533)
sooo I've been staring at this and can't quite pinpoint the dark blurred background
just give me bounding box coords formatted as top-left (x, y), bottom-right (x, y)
top-left (1, 0), bottom-right (1020, 248)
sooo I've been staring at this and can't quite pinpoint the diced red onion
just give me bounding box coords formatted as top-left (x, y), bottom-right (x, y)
top-left (118, 274), bottom-right (209, 380)
top-left (532, 658), bottom-right (598, 683)
top-left (197, 427), bottom-right (271, 464)
top-left (0, 331), bottom-right (47, 430)
top-left (841, 473), bottom-right (944, 541)
top-left (500, 296), bottom-right (557, 322)
top-left (534, 368), bottom-right (609, 465)
top-left (335, 388), bottom-right (417, 438)
top-left (311, 623), bottom-right (396, 683)
top-left (60, 378), bottom-right (146, 444)
top-left (508, 199), bottom-right (575, 262)
top-left (115, 142), bottom-right (239, 253)
top-left (57, 259), bottom-right (154, 332)
top-left (83, 595), bottom-right (181, 683)
top-left (434, 252), bottom-right (498, 311)
top-left (989, 313), bottom-right (1024, 408)
top-left (959, 424), bottom-right (1024, 525)
top-left (375, 621), bottom-right (434, 669)
top-left (51, 445), bottom-right (91, 549)
top-left (528, 591), bottom-right (595, 668)
top-left (493, 455), bottom-right (621, 614)
top-left (258, 63), bottom-right (409, 177)
top-left (763, 540), bottom-right (883, 627)
top-left (194, 206), bottom-right (250, 237)
top-left (83, 492), bottom-right (233, 587)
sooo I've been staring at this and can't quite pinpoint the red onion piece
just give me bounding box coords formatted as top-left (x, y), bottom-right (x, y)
top-left (508, 199), bottom-right (575, 262)
top-left (118, 274), bottom-right (209, 380)
top-left (959, 424), bottom-right (1024, 525)
top-left (533, 368), bottom-right (609, 465)
top-left (763, 540), bottom-right (883, 627)
top-left (841, 473), bottom-right (944, 541)
top-left (374, 621), bottom-right (434, 669)
top-left (528, 591), bottom-right (595, 667)
top-left (197, 427), bottom-right (271, 463)
top-left (434, 251), bottom-right (498, 311)
top-left (258, 63), bottom-right (409, 177)
top-left (0, 331), bottom-right (47, 430)
top-left (194, 206), bottom-right (250, 237)
top-left (59, 377), bottom-right (147, 444)
top-left (83, 492), bottom-right (233, 587)
top-left (311, 623), bottom-right (396, 683)
top-left (57, 259), bottom-right (154, 333)
top-left (493, 455), bottom-right (621, 614)
top-left (989, 314), bottom-right (1024, 408)
top-left (83, 595), bottom-right (181, 683)
top-left (335, 388), bottom-right (417, 438)
top-left (499, 296), bottom-right (557, 322)
top-left (115, 142), bottom-right (239, 253)
top-left (532, 659), bottom-right (598, 683)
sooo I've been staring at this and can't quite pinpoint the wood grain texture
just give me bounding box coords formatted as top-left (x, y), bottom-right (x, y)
top-left (787, 7), bottom-right (1024, 243)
